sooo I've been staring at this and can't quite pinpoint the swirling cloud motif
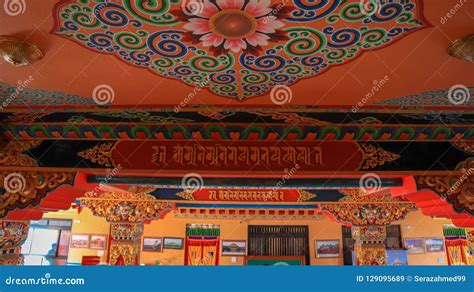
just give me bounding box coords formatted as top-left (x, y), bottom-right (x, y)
top-left (52, 0), bottom-right (429, 101)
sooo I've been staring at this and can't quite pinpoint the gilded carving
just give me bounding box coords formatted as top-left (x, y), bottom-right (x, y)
top-left (0, 140), bottom-right (40, 167)
top-left (416, 158), bottom-right (474, 214)
top-left (297, 190), bottom-right (317, 202)
top-left (352, 226), bottom-right (387, 266)
top-left (359, 144), bottom-right (400, 170)
top-left (452, 141), bottom-right (474, 154)
top-left (81, 192), bottom-right (174, 223)
top-left (77, 143), bottom-right (116, 167)
top-left (321, 189), bottom-right (415, 226)
top-left (176, 189), bottom-right (195, 201)
top-left (0, 220), bottom-right (29, 266)
top-left (0, 171), bottom-right (74, 218)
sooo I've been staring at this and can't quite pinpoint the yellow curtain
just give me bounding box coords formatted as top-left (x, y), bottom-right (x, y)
top-left (200, 244), bottom-right (218, 266)
top-left (187, 243), bottom-right (202, 266)
top-left (445, 239), bottom-right (469, 265)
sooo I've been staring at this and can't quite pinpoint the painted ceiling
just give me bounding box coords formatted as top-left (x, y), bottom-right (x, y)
top-left (0, 0), bottom-right (473, 107)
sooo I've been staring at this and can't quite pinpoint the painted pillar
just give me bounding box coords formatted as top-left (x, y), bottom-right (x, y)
top-left (352, 226), bottom-right (387, 266)
top-left (0, 220), bottom-right (30, 265)
top-left (108, 223), bottom-right (144, 266)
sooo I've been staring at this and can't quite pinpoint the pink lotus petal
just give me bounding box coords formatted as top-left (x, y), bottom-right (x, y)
top-left (246, 32), bottom-right (269, 47)
top-left (257, 18), bottom-right (284, 33)
top-left (200, 33), bottom-right (225, 47)
top-left (245, 0), bottom-right (272, 17)
top-left (216, 0), bottom-right (245, 10)
top-left (224, 39), bottom-right (247, 52)
top-left (200, 0), bottom-right (219, 18)
top-left (183, 18), bottom-right (211, 35)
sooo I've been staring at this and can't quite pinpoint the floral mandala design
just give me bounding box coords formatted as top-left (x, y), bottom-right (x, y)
top-left (174, 0), bottom-right (291, 55)
top-left (52, 0), bottom-right (429, 101)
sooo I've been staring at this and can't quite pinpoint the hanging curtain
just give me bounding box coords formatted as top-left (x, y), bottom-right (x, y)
top-left (467, 229), bottom-right (474, 266)
top-left (444, 227), bottom-right (469, 265)
top-left (185, 225), bottom-right (220, 266)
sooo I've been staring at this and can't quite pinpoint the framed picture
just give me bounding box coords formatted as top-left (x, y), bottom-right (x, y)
top-left (424, 238), bottom-right (445, 253)
top-left (89, 234), bottom-right (107, 250)
top-left (315, 240), bottom-right (340, 258)
top-left (70, 234), bottom-right (89, 248)
top-left (143, 237), bottom-right (163, 252)
top-left (222, 240), bottom-right (246, 256)
top-left (404, 238), bottom-right (425, 254)
top-left (163, 237), bottom-right (184, 249)
top-left (386, 250), bottom-right (408, 266)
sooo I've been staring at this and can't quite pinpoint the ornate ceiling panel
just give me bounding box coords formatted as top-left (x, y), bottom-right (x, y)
top-left (52, 0), bottom-right (429, 101)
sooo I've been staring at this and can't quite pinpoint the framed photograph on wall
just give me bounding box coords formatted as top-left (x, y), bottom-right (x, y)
top-left (315, 240), bottom-right (340, 258)
top-left (143, 237), bottom-right (163, 252)
top-left (222, 240), bottom-right (246, 256)
top-left (424, 238), bottom-right (445, 253)
top-left (70, 234), bottom-right (89, 248)
top-left (89, 234), bottom-right (107, 250)
top-left (163, 237), bottom-right (184, 249)
top-left (404, 238), bottom-right (425, 254)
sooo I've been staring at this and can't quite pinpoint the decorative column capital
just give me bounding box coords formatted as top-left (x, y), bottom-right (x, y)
top-left (80, 192), bottom-right (174, 223)
top-left (0, 220), bottom-right (30, 265)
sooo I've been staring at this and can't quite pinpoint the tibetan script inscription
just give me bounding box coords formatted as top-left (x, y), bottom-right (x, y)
top-left (209, 190), bottom-right (284, 201)
top-left (152, 144), bottom-right (323, 167)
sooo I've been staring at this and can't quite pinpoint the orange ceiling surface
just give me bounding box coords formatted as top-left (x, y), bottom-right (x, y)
top-left (0, 0), bottom-right (473, 107)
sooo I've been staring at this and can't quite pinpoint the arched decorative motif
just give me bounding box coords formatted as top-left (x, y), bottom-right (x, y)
top-left (320, 189), bottom-right (416, 226)
top-left (52, 0), bottom-right (429, 101)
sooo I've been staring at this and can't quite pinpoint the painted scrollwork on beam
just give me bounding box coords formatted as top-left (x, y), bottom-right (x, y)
top-left (321, 189), bottom-right (416, 226)
top-left (452, 141), bottom-right (474, 155)
top-left (415, 158), bottom-right (474, 215)
top-left (80, 192), bottom-right (175, 223)
top-left (0, 171), bottom-right (74, 218)
top-left (0, 140), bottom-right (41, 167)
top-left (358, 144), bottom-right (401, 170)
top-left (77, 143), bottom-right (116, 167)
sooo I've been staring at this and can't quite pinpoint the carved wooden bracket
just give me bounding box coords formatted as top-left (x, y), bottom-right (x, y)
top-left (415, 158), bottom-right (473, 215)
top-left (320, 189), bottom-right (416, 226)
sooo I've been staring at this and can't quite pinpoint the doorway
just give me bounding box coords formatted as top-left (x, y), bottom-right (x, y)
top-left (248, 225), bottom-right (309, 265)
